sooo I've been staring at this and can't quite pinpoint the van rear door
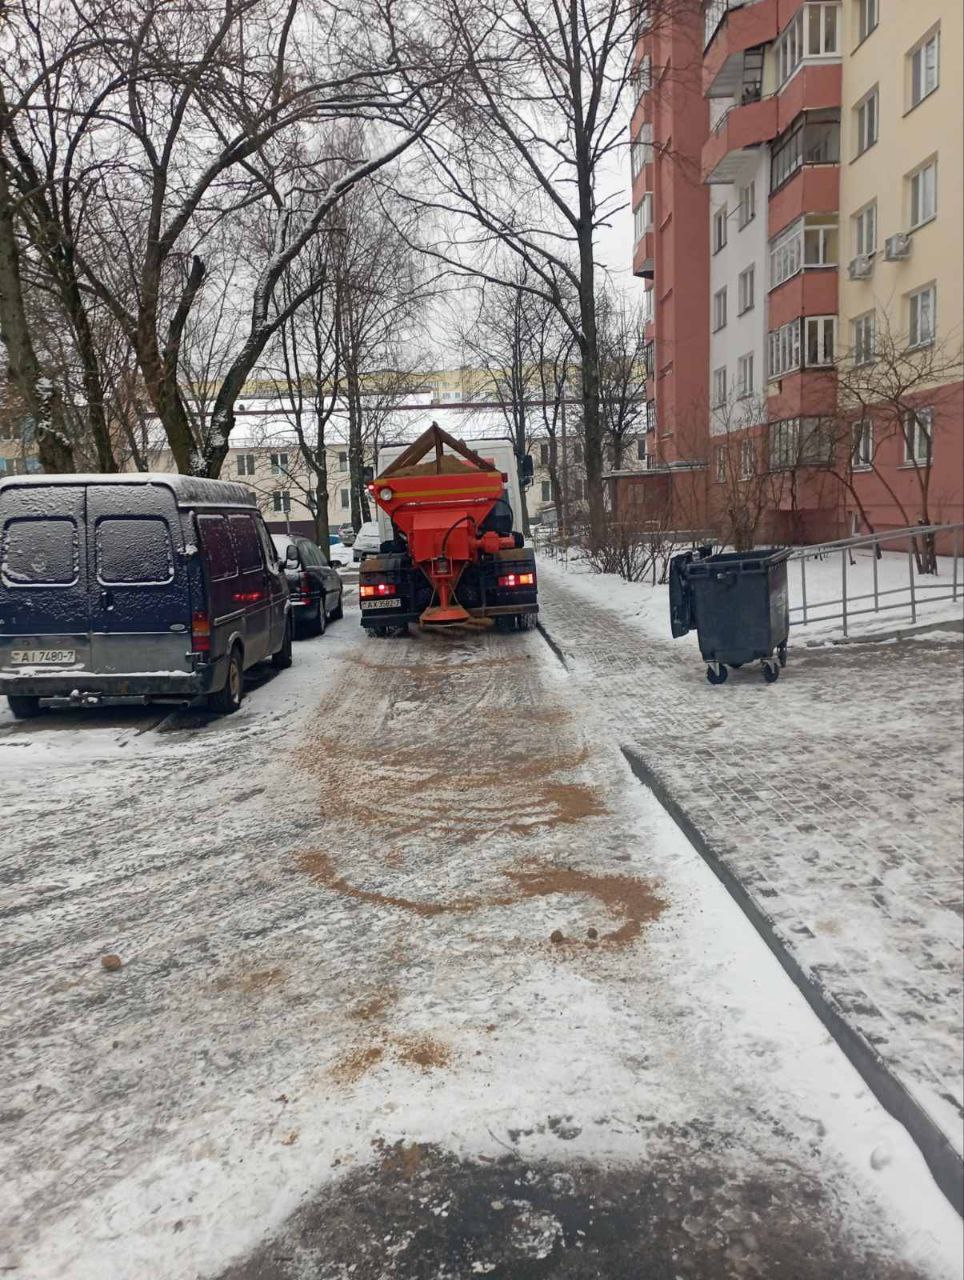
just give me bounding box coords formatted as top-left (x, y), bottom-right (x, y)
top-left (87, 483), bottom-right (193, 676)
top-left (0, 481), bottom-right (91, 670)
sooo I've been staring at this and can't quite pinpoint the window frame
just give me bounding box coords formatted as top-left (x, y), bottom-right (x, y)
top-left (851, 311), bottom-right (876, 366)
top-left (737, 182), bottom-right (756, 229)
top-left (739, 439), bottom-right (755, 481)
top-left (856, 0), bottom-right (877, 45)
top-left (853, 201), bottom-right (877, 256)
top-left (271, 489), bottom-right (292, 515)
top-left (907, 284), bottom-right (936, 349)
top-left (768, 319), bottom-right (802, 380)
top-left (712, 205), bottom-right (728, 254)
top-left (851, 420), bottom-right (874, 470)
top-left (854, 86), bottom-right (879, 158)
top-left (269, 452), bottom-right (290, 478)
top-left (804, 315), bottom-right (837, 367)
top-left (908, 29), bottom-right (940, 110)
top-left (777, 4), bottom-right (841, 86)
top-left (712, 366), bottom-right (727, 409)
top-left (908, 159), bottom-right (938, 230)
top-left (902, 407), bottom-right (933, 466)
top-left (712, 286), bottom-right (728, 332)
top-left (737, 265), bottom-right (755, 315)
top-left (235, 453), bottom-right (256, 477)
top-left (737, 352), bottom-right (755, 398)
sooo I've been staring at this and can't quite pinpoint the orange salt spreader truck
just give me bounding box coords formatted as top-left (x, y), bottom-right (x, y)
top-left (358, 423), bottom-right (538, 633)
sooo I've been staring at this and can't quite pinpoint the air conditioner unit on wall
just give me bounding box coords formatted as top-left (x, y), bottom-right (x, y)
top-left (848, 254), bottom-right (873, 280)
top-left (884, 233), bottom-right (912, 261)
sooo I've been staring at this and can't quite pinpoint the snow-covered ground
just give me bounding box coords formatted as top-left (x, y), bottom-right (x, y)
top-left (2, 586), bottom-right (962, 1278)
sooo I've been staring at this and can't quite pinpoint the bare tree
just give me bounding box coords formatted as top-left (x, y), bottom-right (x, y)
top-left (396, 0), bottom-right (665, 540)
top-left (2, 0), bottom-right (456, 476)
top-left (597, 287), bottom-right (648, 470)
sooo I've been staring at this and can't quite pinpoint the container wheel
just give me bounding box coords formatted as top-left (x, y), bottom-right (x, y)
top-left (777, 644), bottom-right (788, 668)
top-left (762, 660), bottom-right (780, 684)
top-left (706, 663), bottom-right (728, 685)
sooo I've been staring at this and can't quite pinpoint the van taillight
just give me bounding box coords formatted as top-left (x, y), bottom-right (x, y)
top-left (192, 611), bottom-right (211, 653)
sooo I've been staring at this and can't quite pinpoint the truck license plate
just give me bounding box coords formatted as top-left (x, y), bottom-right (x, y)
top-left (360, 598), bottom-right (401, 610)
top-left (10, 649), bottom-right (76, 665)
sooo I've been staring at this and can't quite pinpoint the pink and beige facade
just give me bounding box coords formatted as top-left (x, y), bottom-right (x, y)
top-left (621, 0), bottom-right (963, 544)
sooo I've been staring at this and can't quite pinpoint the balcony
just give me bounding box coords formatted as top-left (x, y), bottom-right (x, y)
top-left (703, 0), bottom-right (778, 98)
top-left (702, 95), bottom-right (778, 183)
top-left (633, 232), bottom-right (655, 280)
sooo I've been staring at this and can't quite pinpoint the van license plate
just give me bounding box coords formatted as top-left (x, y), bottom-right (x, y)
top-left (360, 598), bottom-right (401, 610)
top-left (10, 649), bottom-right (76, 665)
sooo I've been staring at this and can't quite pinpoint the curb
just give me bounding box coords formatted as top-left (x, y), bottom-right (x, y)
top-left (535, 620), bottom-right (569, 671)
top-left (621, 743), bottom-right (964, 1219)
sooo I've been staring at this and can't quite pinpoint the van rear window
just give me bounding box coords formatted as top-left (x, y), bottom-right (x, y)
top-left (96, 517), bottom-right (174, 585)
top-left (228, 515), bottom-right (263, 573)
top-left (1, 517), bottom-right (79, 586)
top-left (198, 515), bottom-right (238, 580)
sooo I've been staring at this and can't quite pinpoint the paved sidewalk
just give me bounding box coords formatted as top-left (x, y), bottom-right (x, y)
top-left (537, 559), bottom-right (964, 1183)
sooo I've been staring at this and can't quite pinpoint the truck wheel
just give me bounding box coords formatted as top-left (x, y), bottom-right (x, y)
top-left (208, 647), bottom-right (244, 714)
top-left (495, 615), bottom-right (514, 633)
top-left (272, 617), bottom-right (294, 669)
top-left (7, 694), bottom-right (42, 720)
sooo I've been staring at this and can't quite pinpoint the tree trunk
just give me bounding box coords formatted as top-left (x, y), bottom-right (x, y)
top-left (0, 158), bottom-right (74, 472)
top-left (345, 362), bottom-right (370, 530)
top-left (64, 276), bottom-right (117, 471)
top-left (313, 456), bottom-right (331, 549)
top-left (576, 216), bottom-right (603, 543)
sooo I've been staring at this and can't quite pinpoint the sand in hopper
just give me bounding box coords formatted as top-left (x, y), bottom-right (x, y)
top-left (383, 456), bottom-right (482, 479)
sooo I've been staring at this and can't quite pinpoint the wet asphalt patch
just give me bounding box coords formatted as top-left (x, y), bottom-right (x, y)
top-left (217, 1143), bottom-right (923, 1280)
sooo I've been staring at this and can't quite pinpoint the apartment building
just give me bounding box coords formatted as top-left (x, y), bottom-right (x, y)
top-left (624, 0), bottom-right (963, 543)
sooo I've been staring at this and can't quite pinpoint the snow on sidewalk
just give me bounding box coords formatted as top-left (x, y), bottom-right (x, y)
top-left (536, 555), bottom-right (964, 1166)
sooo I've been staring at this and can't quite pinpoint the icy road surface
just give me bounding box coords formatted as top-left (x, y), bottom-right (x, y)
top-left (1, 592), bottom-right (961, 1279)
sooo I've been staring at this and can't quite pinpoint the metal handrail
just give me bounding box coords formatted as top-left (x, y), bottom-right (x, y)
top-left (788, 522), bottom-right (963, 635)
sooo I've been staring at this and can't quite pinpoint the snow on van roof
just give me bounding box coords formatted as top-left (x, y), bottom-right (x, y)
top-left (0, 472), bottom-right (259, 509)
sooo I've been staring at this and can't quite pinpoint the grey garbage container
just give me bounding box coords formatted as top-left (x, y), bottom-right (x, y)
top-left (669, 546), bottom-right (791, 684)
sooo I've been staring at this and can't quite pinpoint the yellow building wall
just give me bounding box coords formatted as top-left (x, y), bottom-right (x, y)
top-left (838, 0), bottom-right (962, 362)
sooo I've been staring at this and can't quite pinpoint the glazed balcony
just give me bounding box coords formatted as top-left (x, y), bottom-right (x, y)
top-left (633, 231), bottom-right (655, 280)
top-left (703, 0), bottom-right (778, 98)
top-left (702, 95), bottom-right (778, 183)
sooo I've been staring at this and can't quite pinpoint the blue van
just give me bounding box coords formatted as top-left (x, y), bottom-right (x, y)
top-left (0, 473), bottom-right (292, 718)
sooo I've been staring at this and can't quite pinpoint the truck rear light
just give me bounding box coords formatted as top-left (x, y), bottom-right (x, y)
top-left (191, 611), bottom-right (211, 653)
top-left (498, 572), bottom-right (535, 588)
top-left (359, 582), bottom-right (397, 599)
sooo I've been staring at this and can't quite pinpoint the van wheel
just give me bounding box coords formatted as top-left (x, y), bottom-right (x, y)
top-left (272, 617), bottom-right (293, 669)
top-left (208, 647), bottom-right (244, 714)
top-left (7, 694), bottom-right (42, 720)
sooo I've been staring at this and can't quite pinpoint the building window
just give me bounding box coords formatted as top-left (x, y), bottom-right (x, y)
top-left (804, 316), bottom-right (836, 366)
top-left (768, 319), bottom-right (801, 379)
top-left (737, 353), bottom-right (755, 398)
top-left (908, 160), bottom-right (937, 229)
top-left (712, 366), bottom-right (727, 408)
top-left (909, 29), bottom-right (939, 109)
top-left (769, 418), bottom-right (832, 470)
top-left (769, 215), bottom-right (837, 288)
top-left (770, 113), bottom-right (840, 192)
top-left (539, 442), bottom-right (549, 465)
top-left (338, 451), bottom-right (348, 471)
top-left (712, 287), bottom-right (728, 331)
top-left (712, 206), bottom-right (728, 253)
top-left (634, 54), bottom-right (652, 95)
top-left (272, 490), bottom-right (291, 514)
top-left (541, 480), bottom-right (551, 501)
top-left (908, 284), bottom-right (936, 348)
top-left (634, 194), bottom-right (653, 241)
top-left (852, 420), bottom-right (874, 469)
top-left (737, 183), bottom-right (755, 229)
top-left (631, 123), bottom-right (654, 178)
top-left (740, 439), bottom-right (755, 479)
top-left (854, 87), bottom-right (878, 157)
top-left (339, 489), bottom-right (349, 509)
top-left (853, 201), bottom-right (877, 255)
top-left (572, 443), bottom-right (583, 463)
top-left (270, 452), bottom-right (289, 477)
top-left (236, 453), bottom-right (256, 476)
top-left (716, 446), bottom-right (727, 483)
top-left (737, 265), bottom-right (755, 314)
top-left (636, 437), bottom-right (646, 462)
top-left (903, 408), bottom-right (932, 464)
top-left (777, 4), bottom-right (840, 85)
top-left (857, 0), bottom-right (877, 43)
top-left (851, 312), bottom-right (875, 365)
